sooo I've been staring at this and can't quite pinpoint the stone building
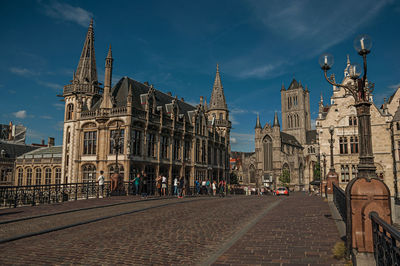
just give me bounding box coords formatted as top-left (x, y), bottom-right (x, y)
top-left (14, 145), bottom-right (62, 186)
top-left (316, 56), bottom-right (399, 199)
top-left (61, 20), bottom-right (231, 193)
top-left (238, 79), bottom-right (318, 191)
top-left (0, 141), bottom-right (38, 186)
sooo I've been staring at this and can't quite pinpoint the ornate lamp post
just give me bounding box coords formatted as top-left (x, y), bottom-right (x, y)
top-left (319, 35), bottom-right (391, 259)
top-left (110, 122), bottom-right (124, 194)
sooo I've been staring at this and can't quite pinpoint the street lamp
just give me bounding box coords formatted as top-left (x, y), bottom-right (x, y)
top-left (328, 125), bottom-right (335, 173)
top-left (319, 35), bottom-right (391, 257)
top-left (322, 153), bottom-right (326, 181)
top-left (112, 122), bottom-right (122, 174)
top-left (319, 34), bottom-right (376, 179)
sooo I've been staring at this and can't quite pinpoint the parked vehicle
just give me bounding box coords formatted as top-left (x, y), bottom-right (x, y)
top-left (276, 187), bottom-right (289, 196)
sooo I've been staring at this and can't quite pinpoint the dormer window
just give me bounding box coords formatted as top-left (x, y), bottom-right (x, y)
top-left (66, 104), bottom-right (74, 120)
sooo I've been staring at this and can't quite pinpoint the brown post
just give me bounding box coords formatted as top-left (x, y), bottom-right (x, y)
top-left (326, 126), bottom-right (339, 198)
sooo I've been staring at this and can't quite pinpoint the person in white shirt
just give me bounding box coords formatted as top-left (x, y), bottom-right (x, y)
top-left (98, 170), bottom-right (105, 198)
top-left (173, 177), bottom-right (178, 195)
top-left (161, 175), bottom-right (167, 196)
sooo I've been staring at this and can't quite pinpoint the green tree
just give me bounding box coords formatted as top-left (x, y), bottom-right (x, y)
top-left (313, 162), bottom-right (321, 181)
top-left (230, 172), bottom-right (239, 185)
top-left (279, 168), bottom-right (290, 187)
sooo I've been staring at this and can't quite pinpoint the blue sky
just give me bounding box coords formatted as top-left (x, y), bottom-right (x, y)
top-left (1, 0), bottom-right (399, 152)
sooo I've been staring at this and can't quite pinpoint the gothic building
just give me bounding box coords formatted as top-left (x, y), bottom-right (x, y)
top-left (316, 56), bottom-right (399, 201)
top-left (61, 20), bottom-right (231, 193)
top-left (238, 79), bottom-right (318, 191)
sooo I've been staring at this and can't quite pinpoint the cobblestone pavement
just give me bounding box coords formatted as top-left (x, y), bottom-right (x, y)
top-left (0, 194), bottom-right (344, 265)
top-left (213, 193), bottom-right (344, 265)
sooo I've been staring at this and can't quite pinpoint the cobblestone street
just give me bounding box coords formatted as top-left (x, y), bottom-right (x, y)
top-left (0, 194), bottom-right (344, 265)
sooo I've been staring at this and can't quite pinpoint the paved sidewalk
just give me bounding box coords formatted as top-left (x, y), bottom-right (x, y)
top-left (212, 193), bottom-right (344, 265)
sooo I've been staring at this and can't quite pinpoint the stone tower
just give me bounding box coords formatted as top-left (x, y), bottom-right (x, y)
top-left (280, 79), bottom-right (311, 145)
top-left (61, 19), bottom-right (101, 183)
top-left (207, 64), bottom-right (230, 138)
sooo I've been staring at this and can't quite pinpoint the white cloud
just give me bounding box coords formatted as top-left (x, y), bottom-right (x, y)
top-left (53, 103), bottom-right (65, 110)
top-left (230, 137), bottom-right (237, 144)
top-left (230, 114), bottom-right (239, 125)
top-left (13, 110), bottom-right (27, 119)
top-left (238, 62), bottom-right (286, 79)
top-left (37, 80), bottom-right (62, 90)
top-left (26, 128), bottom-right (46, 140)
top-left (41, 1), bottom-right (93, 27)
top-left (9, 67), bottom-right (38, 77)
top-left (389, 83), bottom-right (400, 89)
top-left (40, 115), bottom-right (53, 120)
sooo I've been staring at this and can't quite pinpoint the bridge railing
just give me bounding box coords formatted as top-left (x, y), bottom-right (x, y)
top-left (370, 211), bottom-right (400, 265)
top-left (0, 182), bottom-right (113, 208)
top-left (333, 182), bottom-right (347, 222)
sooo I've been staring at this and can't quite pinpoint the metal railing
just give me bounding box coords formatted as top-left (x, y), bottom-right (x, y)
top-left (333, 182), bottom-right (347, 222)
top-left (0, 182), bottom-right (115, 208)
top-left (370, 211), bottom-right (400, 265)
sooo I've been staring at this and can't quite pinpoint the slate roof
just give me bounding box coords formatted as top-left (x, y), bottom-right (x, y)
top-left (93, 77), bottom-right (197, 121)
top-left (19, 146), bottom-right (62, 158)
top-left (280, 132), bottom-right (302, 148)
top-left (306, 130), bottom-right (317, 145)
top-left (0, 141), bottom-right (39, 159)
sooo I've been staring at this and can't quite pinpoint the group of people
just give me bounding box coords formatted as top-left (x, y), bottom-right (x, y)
top-left (194, 179), bottom-right (226, 196)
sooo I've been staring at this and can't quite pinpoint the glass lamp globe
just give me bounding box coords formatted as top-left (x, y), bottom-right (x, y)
top-left (329, 125), bottom-right (334, 133)
top-left (354, 34), bottom-right (372, 54)
top-left (319, 53), bottom-right (334, 70)
top-left (348, 63), bottom-right (362, 79)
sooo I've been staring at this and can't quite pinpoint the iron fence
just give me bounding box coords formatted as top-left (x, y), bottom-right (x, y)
top-left (370, 211), bottom-right (400, 265)
top-left (0, 181), bottom-right (115, 208)
top-left (333, 182), bottom-right (346, 222)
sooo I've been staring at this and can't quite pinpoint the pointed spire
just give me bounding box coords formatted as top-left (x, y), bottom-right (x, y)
top-left (255, 114), bottom-right (261, 129)
top-left (209, 63), bottom-right (227, 110)
top-left (100, 45), bottom-right (113, 109)
top-left (281, 83), bottom-right (285, 91)
top-left (344, 55), bottom-right (351, 77)
top-left (107, 44), bottom-right (112, 58)
top-left (347, 54), bottom-right (350, 65)
top-left (320, 92), bottom-right (323, 103)
top-left (75, 19), bottom-right (98, 84)
top-left (273, 112), bottom-right (280, 127)
top-left (204, 97), bottom-right (208, 111)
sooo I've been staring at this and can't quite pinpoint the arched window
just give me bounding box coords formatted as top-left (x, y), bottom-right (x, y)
top-left (55, 168), bottom-right (61, 184)
top-left (249, 164), bottom-right (256, 183)
top-left (35, 168), bottom-right (42, 185)
top-left (299, 163), bottom-right (303, 184)
top-left (17, 168), bottom-right (23, 186)
top-left (26, 168), bottom-right (32, 186)
top-left (263, 135), bottom-right (273, 171)
top-left (45, 168), bottom-right (52, 184)
top-left (82, 164), bottom-right (96, 183)
top-left (66, 104), bottom-right (74, 120)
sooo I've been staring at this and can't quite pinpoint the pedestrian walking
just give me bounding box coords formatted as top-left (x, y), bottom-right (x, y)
top-left (161, 175), bottom-right (167, 196)
top-left (206, 179), bottom-right (211, 195)
top-left (201, 179), bottom-right (207, 195)
top-left (178, 176), bottom-right (184, 198)
top-left (156, 175), bottom-right (162, 196)
top-left (133, 173), bottom-right (140, 195)
top-left (173, 177), bottom-right (178, 196)
top-left (97, 170), bottom-right (105, 198)
top-left (212, 180), bottom-right (216, 196)
top-left (195, 179), bottom-right (200, 195)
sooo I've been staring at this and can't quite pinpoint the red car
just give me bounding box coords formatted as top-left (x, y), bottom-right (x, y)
top-left (276, 187), bottom-right (289, 196)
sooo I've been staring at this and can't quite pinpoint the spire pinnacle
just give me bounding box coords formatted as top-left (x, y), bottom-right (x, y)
top-left (75, 19), bottom-right (98, 84)
top-left (255, 114), bottom-right (261, 129)
top-left (209, 64), bottom-right (227, 110)
top-left (107, 45), bottom-right (112, 58)
top-left (273, 112), bottom-right (280, 127)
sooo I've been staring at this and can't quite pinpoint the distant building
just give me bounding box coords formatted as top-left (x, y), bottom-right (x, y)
top-left (236, 79), bottom-right (318, 191)
top-left (13, 145), bottom-right (62, 186)
top-left (0, 141), bottom-right (38, 186)
top-left (61, 20), bottom-right (231, 193)
top-left (0, 122), bottom-right (26, 144)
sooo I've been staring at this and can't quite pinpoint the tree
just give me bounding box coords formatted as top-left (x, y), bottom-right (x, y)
top-left (230, 172), bottom-right (239, 185)
top-left (279, 168), bottom-right (290, 187)
top-left (313, 162), bottom-right (321, 181)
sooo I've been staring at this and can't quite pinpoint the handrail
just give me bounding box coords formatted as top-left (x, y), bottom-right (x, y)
top-left (370, 211), bottom-right (400, 265)
top-left (332, 182), bottom-right (346, 222)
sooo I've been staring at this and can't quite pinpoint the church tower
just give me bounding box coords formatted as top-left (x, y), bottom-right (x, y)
top-left (207, 64), bottom-right (230, 137)
top-left (61, 19), bottom-right (101, 183)
top-left (280, 79), bottom-right (311, 145)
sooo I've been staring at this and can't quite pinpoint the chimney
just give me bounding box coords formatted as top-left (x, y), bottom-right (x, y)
top-left (41, 139), bottom-right (45, 145)
top-left (167, 92), bottom-right (172, 96)
top-left (144, 81), bottom-right (149, 86)
top-left (181, 97), bottom-right (184, 102)
top-left (200, 96), bottom-right (203, 105)
top-left (48, 137), bottom-right (55, 147)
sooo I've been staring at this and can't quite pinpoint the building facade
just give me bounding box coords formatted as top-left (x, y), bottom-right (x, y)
top-left (14, 146), bottom-right (62, 186)
top-left (237, 79), bottom-right (318, 191)
top-left (61, 20), bottom-right (231, 193)
top-left (316, 56), bottom-right (400, 199)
